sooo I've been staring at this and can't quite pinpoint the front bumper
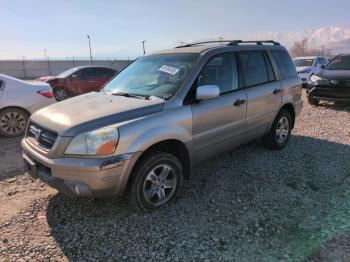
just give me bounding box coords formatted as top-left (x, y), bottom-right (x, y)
top-left (21, 138), bottom-right (139, 198)
top-left (307, 84), bottom-right (350, 102)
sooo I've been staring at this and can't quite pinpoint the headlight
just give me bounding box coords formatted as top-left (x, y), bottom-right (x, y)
top-left (310, 75), bottom-right (324, 82)
top-left (65, 126), bottom-right (119, 155)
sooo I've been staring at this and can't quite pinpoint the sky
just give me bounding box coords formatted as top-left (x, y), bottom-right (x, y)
top-left (1, 0), bottom-right (349, 60)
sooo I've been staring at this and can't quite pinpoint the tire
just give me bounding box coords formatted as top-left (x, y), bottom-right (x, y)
top-left (125, 151), bottom-right (184, 212)
top-left (54, 87), bottom-right (69, 101)
top-left (308, 96), bottom-right (319, 106)
top-left (263, 109), bottom-right (292, 150)
top-left (0, 108), bottom-right (29, 137)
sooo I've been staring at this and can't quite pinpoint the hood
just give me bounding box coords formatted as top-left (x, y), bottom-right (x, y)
top-left (31, 92), bottom-right (164, 136)
top-left (316, 69), bottom-right (350, 80)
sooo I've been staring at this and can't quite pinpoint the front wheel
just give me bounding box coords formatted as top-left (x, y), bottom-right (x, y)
top-left (0, 108), bottom-right (29, 137)
top-left (54, 87), bottom-right (69, 101)
top-left (308, 96), bottom-right (319, 106)
top-left (263, 110), bottom-right (292, 150)
top-left (126, 151), bottom-right (184, 212)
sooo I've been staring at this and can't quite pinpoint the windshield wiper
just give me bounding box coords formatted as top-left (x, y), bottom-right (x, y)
top-left (110, 91), bottom-right (149, 100)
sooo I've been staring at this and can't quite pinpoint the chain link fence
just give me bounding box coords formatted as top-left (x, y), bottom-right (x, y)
top-left (0, 60), bottom-right (131, 79)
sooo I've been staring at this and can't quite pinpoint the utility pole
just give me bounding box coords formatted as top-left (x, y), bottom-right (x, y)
top-left (22, 56), bottom-right (26, 79)
top-left (72, 56), bottom-right (75, 66)
top-left (218, 36), bottom-right (224, 44)
top-left (87, 35), bottom-right (93, 64)
top-left (141, 40), bottom-right (146, 55)
top-left (43, 49), bottom-right (52, 75)
top-left (321, 45), bottom-right (325, 56)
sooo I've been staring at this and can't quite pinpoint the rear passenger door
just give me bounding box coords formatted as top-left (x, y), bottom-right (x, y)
top-left (84, 68), bottom-right (103, 92)
top-left (92, 68), bottom-right (111, 89)
top-left (191, 53), bottom-right (247, 161)
top-left (269, 49), bottom-right (301, 109)
top-left (238, 51), bottom-right (282, 140)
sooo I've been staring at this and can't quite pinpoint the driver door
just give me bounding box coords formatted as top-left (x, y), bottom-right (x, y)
top-left (191, 53), bottom-right (247, 162)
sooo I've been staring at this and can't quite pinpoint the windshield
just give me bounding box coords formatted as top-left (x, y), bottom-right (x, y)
top-left (103, 53), bottom-right (199, 99)
top-left (293, 58), bottom-right (314, 67)
top-left (57, 67), bottom-right (79, 78)
top-left (325, 55), bottom-right (350, 70)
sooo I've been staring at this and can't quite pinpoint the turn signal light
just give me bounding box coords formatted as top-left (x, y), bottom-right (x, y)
top-left (96, 140), bottom-right (118, 155)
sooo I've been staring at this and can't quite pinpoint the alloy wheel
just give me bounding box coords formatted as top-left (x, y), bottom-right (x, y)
top-left (275, 116), bottom-right (290, 144)
top-left (143, 164), bottom-right (177, 206)
top-left (54, 88), bottom-right (68, 101)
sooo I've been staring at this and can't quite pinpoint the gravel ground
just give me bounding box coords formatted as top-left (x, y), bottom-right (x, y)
top-left (1, 92), bottom-right (350, 261)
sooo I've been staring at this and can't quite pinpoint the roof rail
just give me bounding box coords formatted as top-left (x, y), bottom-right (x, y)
top-left (228, 40), bottom-right (280, 46)
top-left (175, 40), bottom-right (280, 48)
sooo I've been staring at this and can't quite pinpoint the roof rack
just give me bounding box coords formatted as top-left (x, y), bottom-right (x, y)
top-left (176, 40), bottom-right (280, 48)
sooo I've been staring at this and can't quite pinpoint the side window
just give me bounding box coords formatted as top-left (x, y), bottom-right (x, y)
top-left (105, 68), bottom-right (116, 76)
top-left (0, 80), bottom-right (4, 91)
top-left (86, 68), bottom-right (98, 78)
top-left (238, 51), bottom-right (269, 87)
top-left (270, 50), bottom-right (297, 79)
top-left (73, 69), bottom-right (85, 79)
top-left (265, 53), bottom-right (276, 81)
top-left (315, 58), bottom-right (322, 67)
top-left (318, 58), bottom-right (327, 66)
top-left (94, 68), bottom-right (107, 77)
top-left (198, 53), bottom-right (238, 94)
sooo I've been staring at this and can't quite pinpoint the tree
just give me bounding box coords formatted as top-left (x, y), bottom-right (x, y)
top-left (290, 38), bottom-right (309, 57)
top-left (289, 38), bottom-right (333, 57)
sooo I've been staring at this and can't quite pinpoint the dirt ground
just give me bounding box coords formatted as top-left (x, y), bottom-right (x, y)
top-left (1, 92), bottom-right (350, 261)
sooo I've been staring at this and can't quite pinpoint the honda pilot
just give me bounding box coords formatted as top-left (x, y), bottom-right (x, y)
top-left (22, 40), bottom-right (303, 211)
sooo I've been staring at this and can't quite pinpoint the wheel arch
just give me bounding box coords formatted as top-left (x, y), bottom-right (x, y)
top-left (129, 139), bottom-right (192, 181)
top-left (280, 103), bottom-right (296, 128)
top-left (0, 106), bottom-right (31, 117)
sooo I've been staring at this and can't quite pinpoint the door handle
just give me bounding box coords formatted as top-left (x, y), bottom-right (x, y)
top-left (273, 88), bottom-right (282, 95)
top-left (233, 98), bottom-right (246, 106)
top-left (89, 80), bottom-right (95, 83)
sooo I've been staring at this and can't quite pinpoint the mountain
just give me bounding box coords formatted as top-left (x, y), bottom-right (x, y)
top-left (249, 26), bottom-right (350, 52)
top-left (327, 38), bottom-right (350, 53)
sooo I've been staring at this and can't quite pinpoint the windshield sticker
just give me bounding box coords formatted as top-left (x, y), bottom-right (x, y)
top-left (159, 65), bottom-right (180, 75)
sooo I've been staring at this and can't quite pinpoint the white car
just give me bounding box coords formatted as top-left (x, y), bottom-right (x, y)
top-left (293, 56), bottom-right (328, 87)
top-left (0, 74), bottom-right (56, 137)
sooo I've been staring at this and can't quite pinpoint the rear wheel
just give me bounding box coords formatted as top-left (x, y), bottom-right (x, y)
top-left (0, 108), bottom-right (29, 137)
top-left (308, 96), bottom-right (319, 106)
top-left (54, 87), bottom-right (69, 101)
top-left (126, 151), bottom-right (184, 212)
top-left (263, 109), bottom-right (292, 150)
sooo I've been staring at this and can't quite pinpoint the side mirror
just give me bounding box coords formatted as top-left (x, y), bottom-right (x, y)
top-left (196, 85), bottom-right (220, 101)
top-left (320, 65), bottom-right (325, 69)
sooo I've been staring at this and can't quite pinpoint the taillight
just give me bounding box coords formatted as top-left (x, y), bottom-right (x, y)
top-left (37, 90), bottom-right (54, 98)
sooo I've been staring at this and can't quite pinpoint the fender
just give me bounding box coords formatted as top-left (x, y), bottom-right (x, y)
top-left (115, 106), bottom-right (194, 156)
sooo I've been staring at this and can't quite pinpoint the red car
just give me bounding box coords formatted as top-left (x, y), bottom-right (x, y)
top-left (40, 66), bottom-right (118, 101)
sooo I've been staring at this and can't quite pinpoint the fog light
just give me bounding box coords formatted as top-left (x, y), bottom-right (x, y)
top-left (74, 185), bottom-right (80, 195)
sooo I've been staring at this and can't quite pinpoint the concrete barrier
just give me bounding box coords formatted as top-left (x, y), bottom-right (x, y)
top-left (0, 60), bottom-right (131, 79)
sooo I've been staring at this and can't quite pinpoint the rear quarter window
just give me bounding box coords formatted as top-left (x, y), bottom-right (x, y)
top-left (270, 50), bottom-right (297, 79)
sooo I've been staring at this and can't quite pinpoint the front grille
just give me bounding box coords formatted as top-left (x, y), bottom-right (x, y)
top-left (337, 80), bottom-right (350, 87)
top-left (26, 121), bottom-right (58, 150)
